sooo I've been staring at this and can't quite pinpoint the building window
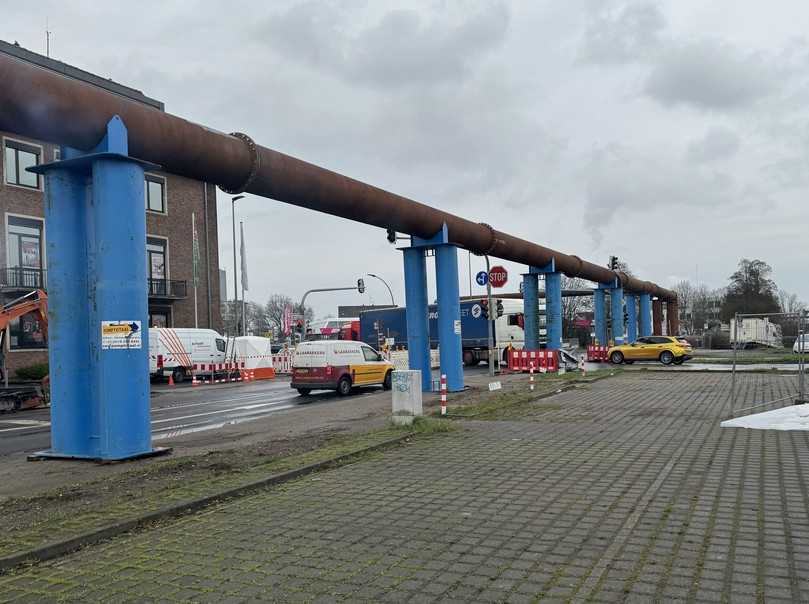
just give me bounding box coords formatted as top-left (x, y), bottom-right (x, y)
top-left (149, 310), bottom-right (170, 328)
top-left (53, 146), bottom-right (61, 161)
top-left (9, 311), bottom-right (47, 350)
top-left (4, 140), bottom-right (40, 189)
top-left (6, 215), bottom-right (45, 289)
top-left (147, 236), bottom-right (168, 295)
top-left (145, 174), bottom-right (166, 213)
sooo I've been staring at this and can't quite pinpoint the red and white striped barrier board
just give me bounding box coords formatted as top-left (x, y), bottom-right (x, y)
top-left (440, 374), bottom-right (447, 416)
top-left (586, 345), bottom-right (609, 362)
top-left (507, 349), bottom-right (559, 373)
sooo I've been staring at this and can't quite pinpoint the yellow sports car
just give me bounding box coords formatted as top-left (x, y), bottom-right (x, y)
top-left (608, 336), bottom-right (692, 366)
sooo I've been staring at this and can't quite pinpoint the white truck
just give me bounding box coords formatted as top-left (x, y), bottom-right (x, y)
top-left (729, 318), bottom-right (783, 349)
top-left (148, 328), bottom-right (227, 382)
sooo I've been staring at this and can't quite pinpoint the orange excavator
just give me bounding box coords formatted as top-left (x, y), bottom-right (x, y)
top-left (0, 290), bottom-right (49, 412)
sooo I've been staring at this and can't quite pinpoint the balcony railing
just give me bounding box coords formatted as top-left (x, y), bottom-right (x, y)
top-left (0, 269), bottom-right (187, 301)
top-left (0, 267), bottom-right (46, 290)
top-left (148, 278), bottom-right (187, 300)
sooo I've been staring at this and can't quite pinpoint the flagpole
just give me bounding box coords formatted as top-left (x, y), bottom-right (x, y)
top-left (192, 212), bottom-right (199, 328)
top-left (240, 220), bottom-right (247, 337)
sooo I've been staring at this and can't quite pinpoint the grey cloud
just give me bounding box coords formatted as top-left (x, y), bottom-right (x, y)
top-left (685, 126), bottom-right (740, 162)
top-left (257, 2), bottom-right (510, 88)
top-left (579, 2), bottom-right (666, 65)
top-left (583, 145), bottom-right (734, 246)
top-left (644, 40), bottom-right (778, 110)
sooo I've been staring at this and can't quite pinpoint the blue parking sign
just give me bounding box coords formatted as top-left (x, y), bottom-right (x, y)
top-left (475, 271), bottom-right (488, 286)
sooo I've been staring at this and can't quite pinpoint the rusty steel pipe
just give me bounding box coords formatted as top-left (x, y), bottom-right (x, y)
top-left (0, 53), bottom-right (676, 300)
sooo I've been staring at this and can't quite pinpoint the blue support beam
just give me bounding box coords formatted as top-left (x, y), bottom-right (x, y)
top-left (593, 288), bottom-right (607, 346)
top-left (522, 273), bottom-right (539, 350)
top-left (403, 247), bottom-right (431, 392)
top-left (625, 293), bottom-right (638, 343)
top-left (435, 244), bottom-right (463, 392)
top-left (610, 287), bottom-right (625, 345)
top-left (30, 116), bottom-right (167, 461)
top-left (639, 293), bottom-right (652, 337)
top-left (404, 224), bottom-right (463, 393)
top-left (531, 261), bottom-right (561, 350)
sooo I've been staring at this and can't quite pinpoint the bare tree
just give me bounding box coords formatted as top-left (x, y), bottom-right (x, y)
top-left (265, 294), bottom-right (314, 337)
top-left (561, 276), bottom-right (592, 337)
top-left (778, 290), bottom-right (806, 315)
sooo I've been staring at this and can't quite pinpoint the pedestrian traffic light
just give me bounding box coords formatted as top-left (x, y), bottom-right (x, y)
top-left (480, 299), bottom-right (489, 319)
top-left (496, 299), bottom-right (504, 318)
top-left (357, 278), bottom-right (365, 293)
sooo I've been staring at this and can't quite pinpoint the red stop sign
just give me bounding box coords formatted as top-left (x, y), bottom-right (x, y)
top-left (489, 265), bottom-right (508, 288)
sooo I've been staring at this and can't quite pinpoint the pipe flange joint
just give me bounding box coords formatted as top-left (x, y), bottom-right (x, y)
top-left (220, 132), bottom-right (260, 194)
top-left (475, 222), bottom-right (498, 256)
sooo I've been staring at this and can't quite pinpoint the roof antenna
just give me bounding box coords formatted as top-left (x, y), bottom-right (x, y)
top-left (45, 18), bottom-right (52, 57)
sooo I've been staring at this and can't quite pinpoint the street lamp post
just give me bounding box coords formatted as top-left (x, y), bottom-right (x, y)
top-left (231, 195), bottom-right (244, 336)
top-left (367, 273), bottom-right (395, 306)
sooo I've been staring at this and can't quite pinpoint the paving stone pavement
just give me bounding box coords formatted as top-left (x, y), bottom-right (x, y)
top-left (2, 372), bottom-right (808, 603)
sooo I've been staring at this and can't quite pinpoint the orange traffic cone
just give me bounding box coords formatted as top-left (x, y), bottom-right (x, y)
top-left (168, 373), bottom-right (175, 387)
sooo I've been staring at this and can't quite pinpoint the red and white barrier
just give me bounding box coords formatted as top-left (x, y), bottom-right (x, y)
top-left (507, 349), bottom-right (559, 373)
top-left (440, 374), bottom-right (447, 416)
top-left (586, 345), bottom-right (608, 362)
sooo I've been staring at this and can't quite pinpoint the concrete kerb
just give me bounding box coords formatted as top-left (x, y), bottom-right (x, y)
top-left (0, 432), bottom-right (415, 575)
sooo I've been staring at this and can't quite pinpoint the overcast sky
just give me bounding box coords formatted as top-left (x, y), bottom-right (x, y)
top-left (3, 1), bottom-right (808, 319)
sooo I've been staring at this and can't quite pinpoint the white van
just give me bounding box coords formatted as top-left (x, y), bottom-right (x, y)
top-left (794, 334), bottom-right (809, 353)
top-left (149, 328), bottom-right (227, 383)
top-left (290, 340), bottom-right (395, 396)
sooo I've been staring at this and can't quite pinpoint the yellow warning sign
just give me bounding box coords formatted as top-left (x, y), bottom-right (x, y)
top-left (101, 320), bottom-right (142, 350)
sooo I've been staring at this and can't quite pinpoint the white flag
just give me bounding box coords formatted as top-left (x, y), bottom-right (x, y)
top-left (240, 222), bottom-right (248, 291)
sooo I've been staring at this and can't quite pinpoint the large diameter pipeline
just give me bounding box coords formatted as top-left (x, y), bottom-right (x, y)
top-left (0, 53), bottom-right (675, 300)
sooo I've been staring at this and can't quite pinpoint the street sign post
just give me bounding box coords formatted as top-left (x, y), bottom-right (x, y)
top-left (489, 266), bottom-right (508, 289)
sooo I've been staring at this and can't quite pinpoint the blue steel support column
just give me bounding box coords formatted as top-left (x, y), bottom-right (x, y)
top-left (31, 116), bottom-right (165, 461)
top-left (43, 164), bottom-right (92, 456)
top-left (639, 293), bottom-right (652, 337)
top-left (610, 287), bottom-right (625, 345)
top-left (625, 293), bottom-right (638, 343)
top-left (532, 261), bottom-right (562, 350)
top-left (435, 244), bottom-right (463, 392)
top-left (593, 288), bottom-right (607, 345)
top-left (403, 247), bottom-right (431, 392)
top-left (545, 270), bottom-right (562, 350)
top-left (522, 273), bottom-right (539, 350)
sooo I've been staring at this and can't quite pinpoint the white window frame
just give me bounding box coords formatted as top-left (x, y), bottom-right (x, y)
top-left (146, 234), bottom-right (170, 280)
top-left (145, 173), bottom-right (168, 215)
top-left (5, 212), bottom-right (48, 352)
top-left (2, 136), bottom-right (43, 192)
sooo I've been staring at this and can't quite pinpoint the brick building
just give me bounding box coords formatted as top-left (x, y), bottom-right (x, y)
top-left (0, 40), bottom-right (222, 375)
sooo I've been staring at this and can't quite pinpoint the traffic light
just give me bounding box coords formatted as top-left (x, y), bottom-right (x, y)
top-left (609, 255), bottom-right (618, 270)
top-left (496, 299), bottom-right (504, 318)
top-left (480, 299), bottom-right (489, 319)
top-left (386, 228), bottom-right (397, 244)
top-left (623, 309), bottom-right (629, 324)
top-left (357, 278), bottom-right (365, 293)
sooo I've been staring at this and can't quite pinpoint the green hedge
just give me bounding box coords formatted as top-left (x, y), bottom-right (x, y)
top-left (15, 362), bottom-right (49, 381)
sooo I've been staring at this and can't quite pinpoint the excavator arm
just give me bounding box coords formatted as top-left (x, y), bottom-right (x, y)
top-left (0, 289), bottom-right (48, 348)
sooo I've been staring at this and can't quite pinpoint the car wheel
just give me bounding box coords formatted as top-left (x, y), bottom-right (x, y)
top-left (383, 370), bottom-right (392, 391)
top-left (672, 358), bottom-right (684, 365)
top-left (610, 351), bottom-right (624, 364)
top-left (463, 351), bottom-right (477, 366)
top-left (659, 351), bottom-right (674, 365)
top-left (296, 388), bottom-right (312, 396)
top-left (172, 368), bottom-right (185, 384)
top-left (337, 376), bottom-right (352, 396)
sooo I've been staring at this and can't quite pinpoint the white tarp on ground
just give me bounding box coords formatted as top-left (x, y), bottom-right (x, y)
top-left (229, 336), bottom-right (274, 369)
top-left (721, 405), bottom-right (809, 431)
